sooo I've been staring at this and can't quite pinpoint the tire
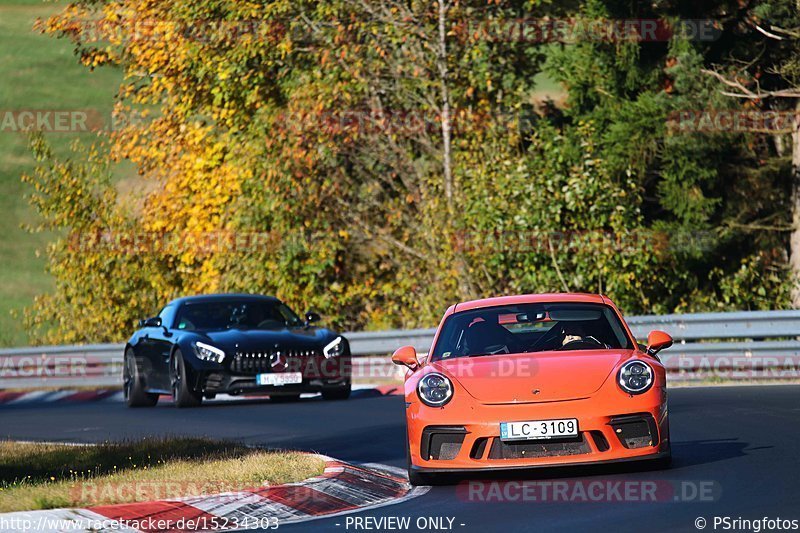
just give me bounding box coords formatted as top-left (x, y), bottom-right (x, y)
top-left (408, 469), bottom-right (430, 486)
top-left (321, 382), bottom-right (351, 401)
top-left (123, 349), bottom-right (158, 408)
top-left (650, 419), bottom-right (672, 469)
top-left (170, 350), bottom-right (202, 408)
top-left (270, 394), bottom-right (301, 403)
top-left (650, 452), bottom-right (672, 470)
top-left (406, 428), bottom-right (422, 485)
top-left (405, 425), bottom-right (445, 486)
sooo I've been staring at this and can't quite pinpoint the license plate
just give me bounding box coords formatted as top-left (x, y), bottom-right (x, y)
top-left (256, 372), bottom-right (303, 386)
top-left (500, 418), bottom-right (579, 441)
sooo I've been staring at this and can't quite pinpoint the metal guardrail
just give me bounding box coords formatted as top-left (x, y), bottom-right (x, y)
top-left (1, 310), bottom-right (799, 390)
top-left (627, 310), bottom-right (800, 341)
top-left (347, 310), bottom-right (800, 354)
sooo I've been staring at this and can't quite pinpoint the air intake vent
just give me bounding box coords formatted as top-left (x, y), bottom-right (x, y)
top-left (488, 435), bottom-right (591, 459)
top-left (590, 431), bottom-right (610, 452)
top-left (609, 414), bottom-right (658, 449)
top-left (421, 426), bottom-right (467, 461)
top-left (470, 437), bottom-right (490, 460)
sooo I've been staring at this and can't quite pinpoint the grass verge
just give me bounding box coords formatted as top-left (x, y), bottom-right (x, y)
top-left (0, 438), bottom-right (324, 512)
top-left (0, 0), bottom-right (121, 347)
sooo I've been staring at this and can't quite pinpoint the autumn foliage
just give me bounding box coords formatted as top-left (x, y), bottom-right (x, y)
top-left (24, 0), bottom-right (793, 344)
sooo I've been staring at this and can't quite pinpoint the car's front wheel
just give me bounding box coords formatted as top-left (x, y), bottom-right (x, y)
top-left (123, 349), bottom-right (159, 408)
top-left (170, 350), bottom-right (202, 408)
top-left (649, 451), bottom-right (672, 470)
top-left (405, 426), bottom-right (447, 486)
top-left (407, 465), bottom-right (438, 486)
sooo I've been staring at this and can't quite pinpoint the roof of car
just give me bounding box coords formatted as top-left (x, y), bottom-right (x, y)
top-left (167, 293), bottom-right (280, 306)
top-left (451, 293), bottom-right (608, 314)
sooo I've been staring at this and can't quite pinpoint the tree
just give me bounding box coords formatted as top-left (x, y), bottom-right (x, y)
top-left (540, 0), bottom-right (792, 311)
top-left (25, 0), bottom-right (793, 344)
top-left (699, 0), bottom-right (800, 305)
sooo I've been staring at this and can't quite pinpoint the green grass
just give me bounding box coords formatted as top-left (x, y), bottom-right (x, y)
top-left (0, 438), bottom-right (324, 512)
top-left (0, 0), bottom-right (121, 346)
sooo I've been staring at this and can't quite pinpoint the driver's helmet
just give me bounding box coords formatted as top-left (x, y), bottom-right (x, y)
top-left (464, 315), bottom-right (510, 355)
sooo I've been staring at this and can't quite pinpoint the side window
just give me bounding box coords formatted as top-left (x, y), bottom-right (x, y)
top-left (158, 305), bottom-right (176, 330)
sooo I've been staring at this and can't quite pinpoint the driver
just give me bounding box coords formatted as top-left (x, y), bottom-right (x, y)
top-left (464, 316), bottom-right (515, 355)
top-left (561, 322), bottom-right (587, 346)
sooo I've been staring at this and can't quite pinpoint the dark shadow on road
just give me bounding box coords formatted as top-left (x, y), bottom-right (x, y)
top-left (406, 438), bottom-right (752, 486)
top-left (670, 438), bottom-right (753, 468)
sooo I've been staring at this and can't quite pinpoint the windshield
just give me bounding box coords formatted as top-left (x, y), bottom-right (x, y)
top-left (430, 303), bottom-right (633, 361)
top-left (174, 300), bottom-right (303, 331)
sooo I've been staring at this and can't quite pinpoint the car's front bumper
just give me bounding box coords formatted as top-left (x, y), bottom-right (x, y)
top-left (410, 449), bottom-right (671, 474)
top-left (200, 372), bottom-right (350, 396)
top-left (195, 355), bottom-right (351, 396)
top-left (407, 386), bottom-right (669, 471)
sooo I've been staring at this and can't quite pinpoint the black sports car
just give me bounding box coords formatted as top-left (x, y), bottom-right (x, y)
top-left (123, 294), bottom-right (351, 407)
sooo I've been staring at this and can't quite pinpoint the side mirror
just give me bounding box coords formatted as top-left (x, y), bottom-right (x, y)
top-left (305, 311), bottom-right (321, 326)
top-left (646, 330), bottom-right (673, 355)
top-left (142, 317), bottom-right (162, 328)
top-left (391, 346), bottom-right (419, 371)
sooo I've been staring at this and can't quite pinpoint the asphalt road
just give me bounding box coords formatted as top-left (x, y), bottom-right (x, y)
top-left (1, 385), bottom-right (799, 533)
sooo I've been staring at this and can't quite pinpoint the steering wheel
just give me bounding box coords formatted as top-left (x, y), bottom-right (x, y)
top-left (483, 344), bottom-right (511, 355)
top-left (556, 336), bottom-right (608, 351)
top-left (527, 324), bottom-right (564, 352)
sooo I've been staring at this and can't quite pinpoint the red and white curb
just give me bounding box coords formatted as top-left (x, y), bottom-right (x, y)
top-left (0, 385), bottom-right (401, 406)
top-left (0, 456), bottom-right (428, 532)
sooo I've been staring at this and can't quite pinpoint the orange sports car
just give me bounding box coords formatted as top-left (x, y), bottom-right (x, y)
top-left (391, 293), bottom-right (673, 485)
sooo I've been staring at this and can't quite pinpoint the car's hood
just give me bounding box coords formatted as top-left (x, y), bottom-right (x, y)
top-left (196, 327), bottom-right (338, 353)
top-left (429, 350), bottom-right (633, 403)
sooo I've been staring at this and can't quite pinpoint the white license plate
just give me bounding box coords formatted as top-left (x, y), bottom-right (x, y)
top-left (500, 418), bottom-right (579, 441)
top-left (256, 372), bottom-right (303, 386)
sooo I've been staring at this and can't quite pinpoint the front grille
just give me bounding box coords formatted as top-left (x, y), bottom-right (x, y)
top-left (488, 434), bottom-right (591, 460)
top-left (421, 426), bottom-right (467, 461)
top-left (205, 373), bottom-right (224, 390)
top-left (610, 414), bottom-right (658, 449)
top-left (231, 348), bottom-right (322, 375)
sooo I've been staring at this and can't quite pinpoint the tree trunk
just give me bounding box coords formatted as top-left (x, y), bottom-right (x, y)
top-left (790, 100), bottom-right (800, 307)
top-left (437, 0), bottom-right (453, 210)
top-left (436, 0), bottom-right (475, 300)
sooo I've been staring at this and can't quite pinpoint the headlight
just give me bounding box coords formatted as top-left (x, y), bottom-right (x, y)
top-left (417, 373), bottom-right (453, 407)
top-left (618, 360), bottom-right (654, 395)
top-left (194, 342), bottom-right (226, 363)
top-left (323, 336), bottom-right (345, 359)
